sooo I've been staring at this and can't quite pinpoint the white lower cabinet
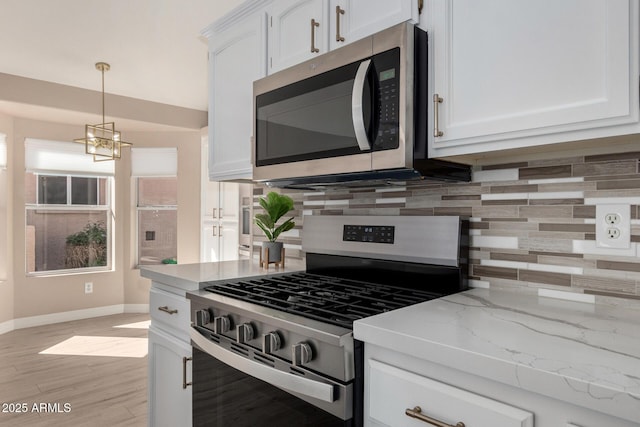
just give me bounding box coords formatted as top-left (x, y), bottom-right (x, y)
top-left (148, 283), bottom-right (192, 427)
top-left (363, 345), bottom-right (638, 427)
top-left (148, 327), bottom-right (192, 427)
top-left (368, 359), bottom-right (533, 427)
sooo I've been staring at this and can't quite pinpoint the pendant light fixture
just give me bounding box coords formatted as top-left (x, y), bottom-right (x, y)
top-left (74, 62), bottom-right (132, 161)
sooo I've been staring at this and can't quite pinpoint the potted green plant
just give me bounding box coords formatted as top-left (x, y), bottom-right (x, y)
top-left (254, 191), bottom-right (295, 263)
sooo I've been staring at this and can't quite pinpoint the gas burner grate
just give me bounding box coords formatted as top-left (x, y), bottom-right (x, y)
top-left (203, 272), bottom-right (441, 328)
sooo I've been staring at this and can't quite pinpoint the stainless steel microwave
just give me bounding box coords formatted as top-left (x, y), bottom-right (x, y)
top-left (253, 22), bottom-right (470, 189)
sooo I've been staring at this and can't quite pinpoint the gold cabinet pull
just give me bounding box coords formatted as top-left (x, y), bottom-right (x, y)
top-left (406, 406), bottom-right (465, 427)
top-left (182, 356), bottom-right (192, 389)
top-left (335, 6), bottom-right (345, 42)
top-left (311, 19), bottom-right (320, 53)
top-left (433, 94), bottom-right (444, 137)
top-left (158, 306), bottom-right (178, 315)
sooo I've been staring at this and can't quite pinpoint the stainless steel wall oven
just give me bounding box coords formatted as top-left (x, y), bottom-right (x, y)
top-left (188, 215), bottom-right (467, 426)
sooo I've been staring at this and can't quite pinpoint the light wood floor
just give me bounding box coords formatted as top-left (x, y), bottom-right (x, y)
top-left (0, 313), bottom-right (150, 427)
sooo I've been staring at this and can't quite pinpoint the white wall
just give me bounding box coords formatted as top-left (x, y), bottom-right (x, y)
top-left (0, 112), bottom-right (14, 326)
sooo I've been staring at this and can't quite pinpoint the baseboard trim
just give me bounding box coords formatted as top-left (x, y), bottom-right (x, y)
top-left (0, 319), bottom-right (15, 335)
top-left (124, 304), bottom-right (150, 313)
top-left (5, 304), bottom-right (151, 334)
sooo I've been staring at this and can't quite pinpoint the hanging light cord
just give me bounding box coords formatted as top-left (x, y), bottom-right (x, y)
top-left (100, 65), bottom-right (105, 124)
top-left (95, 62), bottom-right (110, 124)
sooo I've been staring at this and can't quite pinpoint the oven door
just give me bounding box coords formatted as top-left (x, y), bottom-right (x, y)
top-left (190, 327), bottom-right (354, 427)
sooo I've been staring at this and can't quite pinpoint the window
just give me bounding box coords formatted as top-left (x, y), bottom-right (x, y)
top-left (136, 177), bottom-right (177, 265)
top-left (132, 148), bottom-right (178, 266)
top-left (25, 173), bottom-right (112, 273)
top-left (24, 139), bottom-right (114, 275)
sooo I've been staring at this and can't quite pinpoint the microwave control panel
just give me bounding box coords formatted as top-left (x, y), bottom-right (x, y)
top-left (343, 225), bottom-right (395, 244)
top-left (373, 47), bottom-right (400, 151)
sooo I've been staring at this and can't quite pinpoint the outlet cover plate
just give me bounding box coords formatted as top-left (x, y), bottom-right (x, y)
top-left (595, 204), bottom-right (630, 249)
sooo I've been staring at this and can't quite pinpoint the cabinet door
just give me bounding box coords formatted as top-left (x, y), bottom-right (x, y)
top-left (330, 0), bottom-right (418, 50)
top-left (367, 359), bottom-right (533, 427)
top-left (201, 164), bottom-right (220, 221)
top-left (148, 327), bottom-right (192, 427)
top-left (219, 182), bottom-right (239, 222)
top-left (269, 0), bottom-right (329, 73)
top-left (201, 224), bottom-right (220, 262)
top-left (428, 0), bottom-right (637, 157)
top-left (208, 13), bottom-right (267, 180)
top-left (219, 222), bottom-right (240, 262)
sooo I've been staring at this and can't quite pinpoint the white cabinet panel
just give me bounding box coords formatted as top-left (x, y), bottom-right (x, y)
top-left (269, 0), bottom-right (330, 73)
top-left (201, 219), bottom-right (239, 263)
top-left (368, 359), bottom-right (533, 427)
top-left (149, 287), bottom-right (191, 341)
top-left (208, 12), bottom-right (267, 180)
top-left (148, 327), bottom-right (192, 427)
top-left (428, 0), bottom-right (639, 158)
top-left (269, 0), bottom-right (416, 73)
top-left (201, 139), bottom-right (242, 263)
top-left (330, 0), bottom-right (417, 50)
top-left (219, 182), bottom-right (239, 222)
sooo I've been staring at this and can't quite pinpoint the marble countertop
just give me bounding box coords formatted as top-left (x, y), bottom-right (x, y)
top-left (353, 288), bottom-right (640, 423)
top-left (139, 258), bottom-right (305, 291)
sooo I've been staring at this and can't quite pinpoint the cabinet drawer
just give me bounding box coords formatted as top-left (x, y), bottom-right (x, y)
top-left (368, 359), bottom-right (533, 427)
top-left (150, 287), bottom-right (190, 341)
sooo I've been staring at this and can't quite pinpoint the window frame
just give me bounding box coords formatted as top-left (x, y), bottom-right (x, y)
top-left (25, 172), bottom-right (113, 276)
top-left (134, 176), bottom-right (178, 268)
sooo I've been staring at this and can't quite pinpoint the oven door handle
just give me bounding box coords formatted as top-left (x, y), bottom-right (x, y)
top-left (352, 59), bottom-right (372, 151)
top-left (190, 327), bottom-right (335, 403)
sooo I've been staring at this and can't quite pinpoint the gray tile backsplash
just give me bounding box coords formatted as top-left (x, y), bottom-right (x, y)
top-left (253, 151), bottom-right (640, 306)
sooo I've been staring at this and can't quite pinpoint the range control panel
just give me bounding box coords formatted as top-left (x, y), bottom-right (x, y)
top-left (343, 225), bottom-right (395, 244)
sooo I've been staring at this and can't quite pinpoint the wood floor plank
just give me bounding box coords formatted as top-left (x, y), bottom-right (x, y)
top-left (0, 313), bottom-right (149, 426)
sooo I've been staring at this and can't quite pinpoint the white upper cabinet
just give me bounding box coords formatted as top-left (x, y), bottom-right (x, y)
top-left (426, 0), bottom-right (639, 158)
top-left (204, 5), bottom-right (268, 181)
top-left (269, 0), bottom-right (418, 73)
top-left (329, 0), bottom-right (418, 51)
top-left (269, 0), bottom-right (330, 73)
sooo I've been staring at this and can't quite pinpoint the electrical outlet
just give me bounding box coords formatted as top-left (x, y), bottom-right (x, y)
top-left (605, 213), bottom-right (620, 225)
top-left (606, 227), bottom-right (620, 239)
top-left (84, 282), bottom-right (93, 294)
top-left (596, 204), bottom-right (630, 249)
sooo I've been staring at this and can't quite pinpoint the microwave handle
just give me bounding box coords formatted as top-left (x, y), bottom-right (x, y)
top-left (351, 59), bottom-right (372, 151)
top-left (190, 326), bottom-right (335, 403)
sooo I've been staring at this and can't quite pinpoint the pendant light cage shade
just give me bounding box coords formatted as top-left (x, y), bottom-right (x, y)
top-left (73, 62), bottom-right (132, 161)
top-left (75, 123), bottom-right (132, 162)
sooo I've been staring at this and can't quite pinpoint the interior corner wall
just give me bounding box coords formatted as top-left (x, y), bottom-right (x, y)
top-left (122, 130), bottom-right (201, 307)
top-left (3, 116), bottom-right (201, 321)
top-left (11, 118), bottom-right (126, 319)
top-left (0, 112), bottom-right (14, 325)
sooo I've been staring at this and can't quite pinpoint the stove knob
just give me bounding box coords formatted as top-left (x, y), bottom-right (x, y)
top-left (213, 316), bottom-right (230, 334)
top-left (262, 331), bottom-right (281, 354)
top-left (195, 309), bottom-right (210, 327)
top-left (236, 323), bottom-right (255, 344)
top-left (292, 342), bottom-right (313, 366)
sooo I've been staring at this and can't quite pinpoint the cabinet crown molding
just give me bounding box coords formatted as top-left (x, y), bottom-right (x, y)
top-left (202, 0), bottom-right (273, 37)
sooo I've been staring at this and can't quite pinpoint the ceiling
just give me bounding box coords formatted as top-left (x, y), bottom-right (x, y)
top-left (0, 0), bottom-right (243, 128)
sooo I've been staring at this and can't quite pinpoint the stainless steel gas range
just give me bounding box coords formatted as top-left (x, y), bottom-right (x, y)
top-left (187, 215), bottom-right (467, 427)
